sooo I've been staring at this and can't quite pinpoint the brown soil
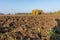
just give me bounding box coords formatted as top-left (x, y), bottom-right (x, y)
top-left (0, 14), bottom-right (60, 40)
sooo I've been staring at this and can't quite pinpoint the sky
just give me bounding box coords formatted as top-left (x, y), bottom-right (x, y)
top-left (0, 0), bottom-right (60, 13)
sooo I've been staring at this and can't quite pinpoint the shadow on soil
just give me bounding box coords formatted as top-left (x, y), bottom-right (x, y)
top-left (50, 19), bottom-right (60, 40)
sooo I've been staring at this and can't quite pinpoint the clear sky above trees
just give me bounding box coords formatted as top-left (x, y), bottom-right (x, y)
top-left (0, 0), bottom-right (60, 13)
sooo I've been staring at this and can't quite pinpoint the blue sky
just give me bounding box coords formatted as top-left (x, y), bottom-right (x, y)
top-left (0, 0), bottom-right (60, 13)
